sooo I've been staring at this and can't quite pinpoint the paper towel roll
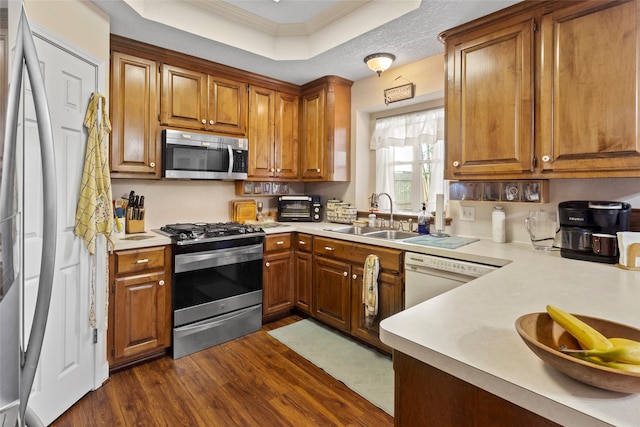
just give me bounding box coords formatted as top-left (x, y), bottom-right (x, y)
top-left (435, 194), bottom-right (444, 232)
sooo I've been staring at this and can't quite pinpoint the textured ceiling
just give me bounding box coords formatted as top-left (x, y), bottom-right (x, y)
top-left (92, 0), bottom-right (521, 86)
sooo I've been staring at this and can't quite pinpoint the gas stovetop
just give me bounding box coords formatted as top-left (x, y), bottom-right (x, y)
top-left (157, 222), bottom-right (265, 245)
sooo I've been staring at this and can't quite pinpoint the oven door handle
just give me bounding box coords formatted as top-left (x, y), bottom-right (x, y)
top-left (174, 243), bottom-right (263, 273)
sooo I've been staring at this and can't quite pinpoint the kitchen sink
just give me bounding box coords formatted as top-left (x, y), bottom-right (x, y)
top-left (364, 230), bottom-right (417, 240)
top-left (328, 226), bottom-right (417, 240)
top-left (327, 226), bottom-right (383, 235)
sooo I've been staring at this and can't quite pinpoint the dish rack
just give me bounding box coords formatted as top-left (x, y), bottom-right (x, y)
top-left (326, 199), bottom-right (357, 224)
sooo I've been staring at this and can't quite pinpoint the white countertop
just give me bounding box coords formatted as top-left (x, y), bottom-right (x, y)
top-left (112, 230), bottom-right (172, 251)
top-left (115, 221), bottom-right (640, 425)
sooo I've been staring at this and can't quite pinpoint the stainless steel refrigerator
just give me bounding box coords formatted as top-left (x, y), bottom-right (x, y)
top-left (0, 7), bottom-right (56, 427)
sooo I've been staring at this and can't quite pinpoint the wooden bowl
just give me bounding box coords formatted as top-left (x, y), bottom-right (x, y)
top-left (515, 312), bottom-right (640, 393)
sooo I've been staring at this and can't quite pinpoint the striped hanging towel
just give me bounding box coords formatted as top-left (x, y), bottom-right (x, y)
top-left (74, 93), bottom-right (113, 329)
top-left (362, 254), bottom-right (380, 327)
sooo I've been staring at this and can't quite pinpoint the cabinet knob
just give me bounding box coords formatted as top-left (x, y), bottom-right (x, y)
top-left (209, 120), bottom-right (214, 125)
top-left (453, 161), bottom-right (460, 167)
top-left (270, 168), bottom-right (275, 172)
top-left (158, 280), bottom-right (165, 286)
top-left (542, 155), bottom-right (551, 163)
top-left (149, 162), bottom-right (155, 168)
top-left (276, 168), bottom-right (281, 173)
top-left (352, 274), bottom-right (357, 280)
top-left (316, 168), bottom-right (321, 173)
top-left (265, 262), bottom-right (271, 267)
top-left (201, 119), bottom-right (206, 124)
top-left (343, 271), bottom-right (348, 277)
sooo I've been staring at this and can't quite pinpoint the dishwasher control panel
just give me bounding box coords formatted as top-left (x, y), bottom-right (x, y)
top-left (404, 253), bottom-right (497, 278)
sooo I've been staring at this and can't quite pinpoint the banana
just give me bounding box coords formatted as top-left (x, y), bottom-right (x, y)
top-left (609, 337), bottom-right (640, 348)
top-left (572, 354), bottom-right (640, 374)
top-left (546, 305), bottom-right (613, 351)
top-left (562, 346), bottom-right (640, 365)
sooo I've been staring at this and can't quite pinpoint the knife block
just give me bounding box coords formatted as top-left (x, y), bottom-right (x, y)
top-left (126, 207), bottom-right (145, 234)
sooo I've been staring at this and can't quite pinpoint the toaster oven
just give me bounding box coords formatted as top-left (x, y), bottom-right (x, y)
top-left (277, 196), bottom-right (322, 222)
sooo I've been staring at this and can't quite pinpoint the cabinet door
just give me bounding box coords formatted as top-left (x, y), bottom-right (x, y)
top-left (313, 256), bottom-right (351, 332)
top-left (160, 64), bottom-right (207, 130)
top-left (445, 17), bottom-right (535, 179)
top-left (207, 75), bottom-right (248, 136)
top-left (294, 250), bottom-right (313, 314)
top-left (351, 267), bottom-right (403, 352)
top-left (110, 52), bottom-right (160, 178)
top-left (248, 85), bottom-right (275, 179)
top-left (539, 0), bottom-right (640, 175)
top-left (300, 86), bottom-right (326, 180)
top-left (274, 91), bottom-right (299, 180)
top-left (263, 251), bottom-right (294, 316)
top-left (113, 271), bottom-right (169, 360)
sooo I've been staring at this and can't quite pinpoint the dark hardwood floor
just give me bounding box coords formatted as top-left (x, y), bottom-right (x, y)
top-left (51, 314), bottom-right (394, 426)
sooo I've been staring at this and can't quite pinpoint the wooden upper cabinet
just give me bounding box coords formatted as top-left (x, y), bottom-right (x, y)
top-left (538, 0), bottom-right (640, 176)
top-left (442, 0), bottom-right (640, 179)
top-left (160, 64), bottom-right (248, 136)
top-left (110, 51), bottom-right (160, 178)
top-left (443, 13), bottom-right (536, 179)
top-left (300, 76), bottom-right (352, 182)
top-left (248, 86), bottom-right (299, 180)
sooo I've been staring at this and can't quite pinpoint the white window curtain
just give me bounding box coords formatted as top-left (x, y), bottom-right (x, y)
top-left (370, 108), bottom-right (445, 212)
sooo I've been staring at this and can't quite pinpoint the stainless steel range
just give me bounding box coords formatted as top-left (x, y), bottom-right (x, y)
top-left (157, 222), bottom-right (265, 359)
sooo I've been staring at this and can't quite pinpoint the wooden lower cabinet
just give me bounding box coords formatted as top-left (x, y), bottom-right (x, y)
top-left (108, 245), bottom-right (172, 369)
top-left (263, 233), bottom-right (294, 318)
top-left (293, 233), bottom-right (313, 314)
top-left (393, 351), bottom-right (560, 427)
top-left (312, 236), bottom-right (403, 351)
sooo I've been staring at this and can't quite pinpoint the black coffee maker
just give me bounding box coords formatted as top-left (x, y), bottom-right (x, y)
top-left (559, 201), bottom-right (631, 264)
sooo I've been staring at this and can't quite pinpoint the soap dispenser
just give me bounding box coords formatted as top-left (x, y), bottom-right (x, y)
top-left (418, 203), bottom-right (430, 235)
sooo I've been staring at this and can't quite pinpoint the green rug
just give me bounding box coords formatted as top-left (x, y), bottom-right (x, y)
top-left (267, 318), bottom-right (394, 416)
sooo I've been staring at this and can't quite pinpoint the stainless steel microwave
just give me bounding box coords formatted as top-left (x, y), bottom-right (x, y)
top-left (278, 195), bottom-right (322, 222)
top-left (162, 129), bottom-right (248, 180)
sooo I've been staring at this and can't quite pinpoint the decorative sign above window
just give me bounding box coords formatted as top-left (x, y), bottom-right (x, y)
top-left (384, 83), bottom-right (415, 105)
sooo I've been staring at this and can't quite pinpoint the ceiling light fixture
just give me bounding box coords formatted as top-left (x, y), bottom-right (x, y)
top-left (364, 53), bottom-right (395, 77)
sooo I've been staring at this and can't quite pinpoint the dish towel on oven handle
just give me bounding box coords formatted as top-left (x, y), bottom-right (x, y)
top-left (362, 254), bottom-right (380, 327)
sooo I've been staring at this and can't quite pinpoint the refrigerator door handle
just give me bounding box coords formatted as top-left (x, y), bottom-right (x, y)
top-left (5, 9), bottom-right (57, 426)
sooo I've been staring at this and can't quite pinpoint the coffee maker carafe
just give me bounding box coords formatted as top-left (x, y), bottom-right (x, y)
top-left (558, 201), bottom-right (631, 264)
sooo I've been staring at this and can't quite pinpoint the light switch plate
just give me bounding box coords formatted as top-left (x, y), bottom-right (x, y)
top-left (461, 206), bottom-right (475, 221)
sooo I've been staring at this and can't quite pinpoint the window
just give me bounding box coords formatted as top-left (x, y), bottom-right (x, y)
top-left (370, 107), bottom-right (445, 213)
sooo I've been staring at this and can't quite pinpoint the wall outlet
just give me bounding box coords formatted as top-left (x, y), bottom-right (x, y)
top-left (461, 206), bottom-right (475, 221)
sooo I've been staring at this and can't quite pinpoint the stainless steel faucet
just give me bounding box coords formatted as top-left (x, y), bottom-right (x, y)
top-left (376, 192), bottom-right (393, 229)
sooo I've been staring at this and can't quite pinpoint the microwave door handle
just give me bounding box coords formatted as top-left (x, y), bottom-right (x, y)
top-left (227, 145), bottom-right (234, 175)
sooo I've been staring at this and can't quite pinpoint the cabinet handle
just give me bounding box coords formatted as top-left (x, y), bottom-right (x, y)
top-left (275, 241), bottom-right (284, 245)
top-left (323, 246), bottom-right (335, 251)
top-left (352, 274), bottom-right (357, 279)
top-left (343, 271), bottom-right (348, 277)
top-left (135, 258), bottom-right (149, 264)
top-left (201, 119), bottom-right (206, 124)
top-left (158, 280), bottom-right (165, 286)
top-left (453, 161), bottom-right (460, 167)
top-left (149, 162), bottom-right (155, 168)
top-left (299, 241), bottom-right (307, 245)
top-left (265, 262), bottom-right (271, 267)
top-left (542, 155), bottom-right (551, 163)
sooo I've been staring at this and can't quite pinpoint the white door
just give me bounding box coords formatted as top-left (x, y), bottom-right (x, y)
top-left (21, 28), bottom-right (103, 425)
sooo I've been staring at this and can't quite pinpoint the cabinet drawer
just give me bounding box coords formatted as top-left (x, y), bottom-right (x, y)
top-left (314, 237), bottom-right (402, 272)
top-left (264, 233), bottom-right (292, 252)
top-left (295, 233), bottom-right (313, 252)
top-left (115, 246), bottom-right (166, 275)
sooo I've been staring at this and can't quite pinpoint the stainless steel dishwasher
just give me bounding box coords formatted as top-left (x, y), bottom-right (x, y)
top-left (404, 252), bottom-right (498, 308)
